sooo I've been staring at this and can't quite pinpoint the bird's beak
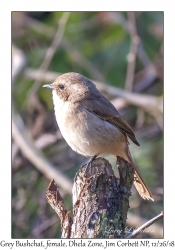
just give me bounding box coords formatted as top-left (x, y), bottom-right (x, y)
top-left (43, 84), bottom-right (54, 89)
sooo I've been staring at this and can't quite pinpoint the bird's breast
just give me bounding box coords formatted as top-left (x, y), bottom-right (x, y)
top-left (52, 91), bottom-right (127, 158)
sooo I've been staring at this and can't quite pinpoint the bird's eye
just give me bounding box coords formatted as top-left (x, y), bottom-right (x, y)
top-left (59, 84), bottom-right (65, 90)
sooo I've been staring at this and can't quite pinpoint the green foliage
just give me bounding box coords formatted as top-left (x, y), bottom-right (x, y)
top-left (12, 11), bottom-right (163, 239)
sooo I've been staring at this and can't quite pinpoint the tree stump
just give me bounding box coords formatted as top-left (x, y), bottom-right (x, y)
top-left (46, 157), bottom-right (134, 238)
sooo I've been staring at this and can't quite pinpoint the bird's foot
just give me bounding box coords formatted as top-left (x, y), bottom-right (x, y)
top-left (81, 155), bottom-right (97, 176)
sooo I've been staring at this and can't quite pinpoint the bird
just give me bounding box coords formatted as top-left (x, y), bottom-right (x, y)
top-left (43, 72), bottom-right (154, 201)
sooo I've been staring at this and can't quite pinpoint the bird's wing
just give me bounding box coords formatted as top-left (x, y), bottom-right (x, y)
top-left (83, 95), bottom-right (140, 146)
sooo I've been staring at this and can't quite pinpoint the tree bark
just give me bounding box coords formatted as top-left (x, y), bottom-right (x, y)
top-left (46, 157), bottom-right (134, 238)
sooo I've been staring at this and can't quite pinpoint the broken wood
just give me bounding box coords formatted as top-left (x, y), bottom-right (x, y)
top-left (46, 157), bottom-right (134, 238)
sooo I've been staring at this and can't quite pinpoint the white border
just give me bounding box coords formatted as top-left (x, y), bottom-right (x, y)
top-left (1, 0), bottom-right (175, 246)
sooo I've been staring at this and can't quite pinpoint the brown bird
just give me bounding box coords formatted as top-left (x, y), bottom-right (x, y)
top-left (43, 72), bottom-right (154, 201)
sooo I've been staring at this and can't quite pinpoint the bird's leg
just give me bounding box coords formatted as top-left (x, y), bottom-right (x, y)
top-left (80, 155), bottom-right (97, 176)
top-left (88, 155), bottom-right (97, 165)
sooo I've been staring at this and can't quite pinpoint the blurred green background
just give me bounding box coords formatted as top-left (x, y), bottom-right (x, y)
top-left (12, 12), bottom-right (163, 238)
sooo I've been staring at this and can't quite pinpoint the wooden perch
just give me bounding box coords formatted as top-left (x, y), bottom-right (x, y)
top-left (46, 180), bottom-right (72, 238)
top-left (46, 157), bottom-right (135, 238)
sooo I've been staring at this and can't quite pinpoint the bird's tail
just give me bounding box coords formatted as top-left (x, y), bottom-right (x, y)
top-left (133, 167), bottom-right (154, 201)
top-left (125, 149), bottom-right (154, 201)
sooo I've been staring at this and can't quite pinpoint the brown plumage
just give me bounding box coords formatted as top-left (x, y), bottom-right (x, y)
top-left (43, 72), bottom-right (154, 201)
